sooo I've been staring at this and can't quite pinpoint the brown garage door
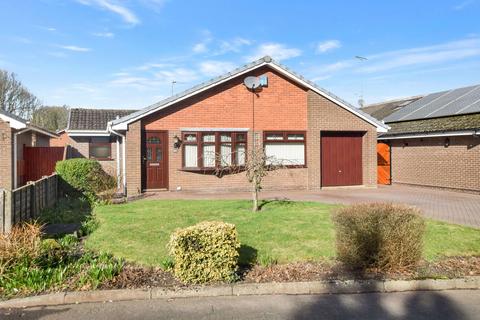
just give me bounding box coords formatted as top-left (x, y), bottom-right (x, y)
top-left (321, 131), bottom-right (363, 187)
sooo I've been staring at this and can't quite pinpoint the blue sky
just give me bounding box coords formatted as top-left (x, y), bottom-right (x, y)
top-left (0, 0), bottom-right (479, 109)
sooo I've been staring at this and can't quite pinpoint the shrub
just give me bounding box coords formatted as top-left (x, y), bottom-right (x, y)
top-left (168, 221), bottom-right (240, 284)
top-left (0, 222), bottom-right (42, 270)
top-left (333, 203), bottom-right (425, 271)
top-left (55, 159), bottom-right (115, 199)
top-left (0, 229), bottom-right (123, 298)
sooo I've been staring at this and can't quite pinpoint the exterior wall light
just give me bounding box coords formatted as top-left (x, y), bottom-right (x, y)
top-left (444, 137), bottom-right (450, 148)
top-left (173, 135), bottom-right (182, 150)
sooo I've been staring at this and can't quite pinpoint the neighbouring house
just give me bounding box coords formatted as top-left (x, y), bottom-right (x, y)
top-left (0, 109), bottom-right (59, 190)
top-left (59, 108), bottom-right (136, 181)
top-left (363, 84), bottom-right (480, 193)
top-left (60, 56), bottom-right (388, 196)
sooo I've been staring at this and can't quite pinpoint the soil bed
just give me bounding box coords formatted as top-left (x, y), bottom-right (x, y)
top-left (100, 256), bottom-right (480, 290)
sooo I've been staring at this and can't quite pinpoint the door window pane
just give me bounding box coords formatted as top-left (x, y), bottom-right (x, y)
top-left (156, 148), bottom-right (162, 161)
top-left (147, 136), bottom-right (160, 144)
top-left (146, 147), bottom-right (152, 161)
top-left (184, 145), bottom-right (198, 167)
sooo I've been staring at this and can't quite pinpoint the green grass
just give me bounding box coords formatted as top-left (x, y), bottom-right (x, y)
top-left (85, 200), bottom-right (480, 267)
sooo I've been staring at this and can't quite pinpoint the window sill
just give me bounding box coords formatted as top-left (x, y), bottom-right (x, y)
top-left (180, 166), bottom-right (246, 173)
top-left (90, 158), bottom-right (114, 161)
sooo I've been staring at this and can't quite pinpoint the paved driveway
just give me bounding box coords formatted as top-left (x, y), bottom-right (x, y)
top-left (148, 185), bottom-right (480, 228)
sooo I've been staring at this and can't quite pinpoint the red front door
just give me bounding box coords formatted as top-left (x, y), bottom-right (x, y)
top-left (144, 131), bottom-right (168, 189)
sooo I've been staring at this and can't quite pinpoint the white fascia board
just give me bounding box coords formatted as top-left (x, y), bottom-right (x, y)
top-left (379, 130), bottom-right (476, 140)
top-left (67, 130), bottom-right (111, 137)
top-left (28, 126), bottom-right (58, 138)
top-left (0, 113), bottom-right (27, 129)
top-left (180, 128), bottom-right (250, 132)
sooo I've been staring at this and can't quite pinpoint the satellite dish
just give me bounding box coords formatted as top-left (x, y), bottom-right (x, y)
top-left (243, 76), bottom-right (261, 90)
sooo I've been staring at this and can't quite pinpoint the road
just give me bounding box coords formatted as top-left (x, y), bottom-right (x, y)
top-left (1, 290), bottom-right (479, 319)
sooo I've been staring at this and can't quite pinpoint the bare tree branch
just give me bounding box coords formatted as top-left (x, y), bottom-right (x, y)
top-left (0, 69), bottom-right (42, 119)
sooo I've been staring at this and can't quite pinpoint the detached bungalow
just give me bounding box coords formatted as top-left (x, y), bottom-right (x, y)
top-left (62, 56), bottom-right (388, 196)
top-left (0, 109), bottom-right (58, 190)
top-left (363, 84), bottom-right (480, 193)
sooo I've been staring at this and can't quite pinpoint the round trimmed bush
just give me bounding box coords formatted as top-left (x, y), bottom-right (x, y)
top-left (55, 159), bottom-right (115, 196)
top-left (168, 221), bottom-right (240, 284)
top-left (332, 203), bottom-right (425, 271)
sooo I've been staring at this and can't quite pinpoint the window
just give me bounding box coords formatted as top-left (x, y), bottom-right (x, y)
top-left (182, 132), bottom-right (247, 169)
top-left (264, 131), bottom-right (306, 166)
top-left (89, 137), bottom-right (111, 160)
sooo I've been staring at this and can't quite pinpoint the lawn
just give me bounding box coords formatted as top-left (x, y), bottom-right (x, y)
top-left (85, 200), bottom-right (480, 267)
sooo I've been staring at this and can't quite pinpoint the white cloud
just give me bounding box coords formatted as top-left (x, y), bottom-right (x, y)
top-left (246, 43), bottom-right (301, 61)
top-left (358, 38), bottom-right (480, 73)
top-left (199, 60), bottom-right (236, 77)
top-left (154, 68), bottom-right (198, 83)
top-left (136, 62), bottom-right (174, 71)
top-left (93, 32), bottom-right (115, 38)
top-left (193, 42), bottom-right (208, 53)
top-left (58, 45), bottom-right (92, 52)
top-left (215, 38), bottom-right (252, 55)
top-left (453, 0), bottom-right (475, 10)
top-left (309, 37), bottom-right (480, 80)
top-left (316, 40), bottom-right (341, 53)
top-left (77, 0), bottom-right (140, 25)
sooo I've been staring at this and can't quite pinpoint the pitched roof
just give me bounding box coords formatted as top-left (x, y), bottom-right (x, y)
top-left (68, 108), bottom-right (137, 131)
top-left (111, 56), bottom-right (388, 132)
top-left (361, 96), bottom-right (423, 121)
top-left (379, 113), bottom-right (480, 138)
top-left (0, 109), bottom-right (58, 137)
top-left (384, 84), bottom-right (480, 122)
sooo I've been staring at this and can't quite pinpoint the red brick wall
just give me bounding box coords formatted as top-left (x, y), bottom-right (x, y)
top-left (67, 136), bottom-right (119, 176)
top-left (389, 136), bottom-right (480, 192)
top-left (51, 132), bottom-right (70, 147)
top-left (143, 67), bottom-right (307, 131)
top-left (124, 67), bottom-right (378, 194)
top-left (307, 90), bottom-right (377, 189)
top-left (125, 121), bottom-right (142, 196)
top-left (0, 119), bottom-right (13, 190)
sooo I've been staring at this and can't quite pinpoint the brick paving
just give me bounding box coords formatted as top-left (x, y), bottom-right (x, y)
top-left (147, 185), bottom-right (480, 228)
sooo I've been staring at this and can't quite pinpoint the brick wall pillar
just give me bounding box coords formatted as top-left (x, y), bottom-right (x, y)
top-left (0, 120), bottom-right (13, 190)
top-left (125, 120), bottom-right (142, 197)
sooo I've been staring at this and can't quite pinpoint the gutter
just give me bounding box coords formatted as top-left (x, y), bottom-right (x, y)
top-left (379, 130), bottom-right (478, 140)
top-left (107, 122), bottom-right (126, 195)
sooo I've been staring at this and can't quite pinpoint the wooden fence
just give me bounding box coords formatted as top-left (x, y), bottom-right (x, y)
top-left (0, 173), bottom-right (58, 233)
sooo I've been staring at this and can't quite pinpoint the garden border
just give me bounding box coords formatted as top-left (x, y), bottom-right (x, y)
top-left (1, 277), bottom-right (479, 309)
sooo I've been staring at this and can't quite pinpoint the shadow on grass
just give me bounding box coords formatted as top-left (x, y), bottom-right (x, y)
top-left (39, 194), bottom-right (93, 237)
top-left (258, 198), bottom-right (296, 210)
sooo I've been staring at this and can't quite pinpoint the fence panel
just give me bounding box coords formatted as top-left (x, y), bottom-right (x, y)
top-left (1, 174), bottom-right (58, 233)
top-left (23, 146), bottom-right (64, 185)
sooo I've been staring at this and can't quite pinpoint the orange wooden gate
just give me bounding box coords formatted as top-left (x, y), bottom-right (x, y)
top-left (23, 146), bottom-right (65, 185)
top-left (377, 142), bottom-right (391, 185)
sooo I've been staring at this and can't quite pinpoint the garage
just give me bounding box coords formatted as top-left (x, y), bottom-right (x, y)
top-left (321, 131), bottom-right (363, 187)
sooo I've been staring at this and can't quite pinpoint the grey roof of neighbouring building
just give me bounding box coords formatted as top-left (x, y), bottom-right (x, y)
top-left (361, 96), bottom-right (423, 121)
top-left (68, 108), bottom-right (137, 131)
top-left (380, 113), bottom-right (480, 137)
top-left (383, 84), bottom-right (480, 122)
top-left (111, 56), bottom-right (388, 131)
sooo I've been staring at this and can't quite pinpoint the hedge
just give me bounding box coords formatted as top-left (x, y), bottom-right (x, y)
top-left (168, 221), bottom-right (240, 284)
top-left (55, 158), bottom-right (115, 197)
